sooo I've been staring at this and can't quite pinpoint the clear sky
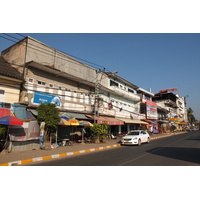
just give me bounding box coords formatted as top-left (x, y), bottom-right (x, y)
top-left (0, 33), bottom-right (200, 119)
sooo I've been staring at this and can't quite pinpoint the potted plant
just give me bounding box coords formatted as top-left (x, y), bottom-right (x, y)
top-left (90, 123), bottom-right (109, 143)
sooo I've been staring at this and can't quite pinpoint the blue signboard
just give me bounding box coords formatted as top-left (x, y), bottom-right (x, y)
top-left (33, 92), bottom-right (61, 107)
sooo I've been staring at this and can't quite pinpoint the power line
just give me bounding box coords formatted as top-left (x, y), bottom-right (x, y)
top-left (16, 33), bottom-right (113, 73)
top-left (2, 33), bottom-right (21, 42)
top-left (1, 33), bottom-right (113, 72)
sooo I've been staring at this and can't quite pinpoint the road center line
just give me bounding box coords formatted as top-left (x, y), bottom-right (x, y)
top-left (118, 134), bottom-right (190, 166)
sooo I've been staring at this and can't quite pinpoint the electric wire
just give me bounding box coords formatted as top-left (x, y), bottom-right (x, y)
top-left (1, 33), bottom-right (111, 72)
top-left (0, 34), bottom-right (141, 116)
top-left (15, 33), bottom-right (114, 73)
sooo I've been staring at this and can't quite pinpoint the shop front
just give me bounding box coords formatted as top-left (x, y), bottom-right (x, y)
top-left (116, 117), bottom-right (148, 135)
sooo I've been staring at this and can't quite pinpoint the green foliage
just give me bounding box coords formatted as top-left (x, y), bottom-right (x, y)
top-left (90, 123), bottom-right (109, 139)
top-left (37, 103), bottom-right (60, 137)
top-left (141, 126), bottom-right (146, 131)
top-left (0, 125), bottom-right (6, 138)
top-left (170, 125), bottom-right (176, 132)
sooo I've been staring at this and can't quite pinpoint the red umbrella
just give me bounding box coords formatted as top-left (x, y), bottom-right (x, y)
top-left (0, 115), bottom-right (23, 125)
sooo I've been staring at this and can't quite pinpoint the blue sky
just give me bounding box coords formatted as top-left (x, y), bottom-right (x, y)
top-left (0, 33), bottom-right (200, 119)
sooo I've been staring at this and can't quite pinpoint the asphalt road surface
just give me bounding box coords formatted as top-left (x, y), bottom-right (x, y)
top-left (28, 131), bottom-right (200, 166)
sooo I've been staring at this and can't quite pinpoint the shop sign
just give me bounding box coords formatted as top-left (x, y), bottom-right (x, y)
top-left (159, 88), bottom-right (178, 93)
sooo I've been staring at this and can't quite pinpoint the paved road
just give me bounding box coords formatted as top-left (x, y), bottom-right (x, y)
top-left (28, 131), bottom-right (200, 166)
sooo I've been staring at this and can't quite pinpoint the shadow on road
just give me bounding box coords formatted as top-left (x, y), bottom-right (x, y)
top-left (146, 147), bottom-right (200, 165)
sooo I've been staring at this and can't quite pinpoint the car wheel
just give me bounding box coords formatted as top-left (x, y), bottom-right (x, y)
top-left (138, 139), bottom-right (141, 146)
top-left (147, 137), bottom-right (150, 143)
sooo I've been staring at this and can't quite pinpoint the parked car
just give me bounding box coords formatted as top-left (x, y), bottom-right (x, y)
top-left (121, 130), bottom-right (150, 146)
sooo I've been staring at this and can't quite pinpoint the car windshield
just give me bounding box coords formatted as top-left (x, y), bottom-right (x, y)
top-left (128, 131), bottom-right (140, 136)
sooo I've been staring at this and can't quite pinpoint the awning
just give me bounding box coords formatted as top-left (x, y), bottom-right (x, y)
top-left (102, 116), bottom-right (124, 125)
top-left (116, 117), bottom-right (148, 125)
top-left (180, 121), bottom-right (187, 125)
top-left (29, 109), bottom-right (38, 116)
top-left (86, 115), bottom-right (124, 125)
top-left (66, 112), bottom-right (89, 119)
top-left (141, 119), bottom-right (154, 124)
top-left (169, 118), bottom-right (182, 122)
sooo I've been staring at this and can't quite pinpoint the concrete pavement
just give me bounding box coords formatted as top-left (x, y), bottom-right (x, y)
top-left (0, 131), bottom-right (186, 166)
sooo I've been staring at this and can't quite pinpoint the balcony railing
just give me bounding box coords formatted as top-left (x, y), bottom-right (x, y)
top-left (109, 86), bottom-right (140, 102)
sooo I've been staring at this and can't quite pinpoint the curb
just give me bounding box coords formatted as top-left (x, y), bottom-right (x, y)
top-left (0, 144), bottom-right (121, 166)
top-left (0, 131), bottom-right (187, 166)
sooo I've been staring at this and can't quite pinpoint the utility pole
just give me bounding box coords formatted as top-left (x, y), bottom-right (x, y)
top-left (93, 69), bottom-right (118, 124)
top-left (94, 69), bottom-right (105, 123)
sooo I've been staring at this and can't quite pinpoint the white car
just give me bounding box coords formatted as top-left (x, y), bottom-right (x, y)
top-left (121, 130), bottom-right (150, 146)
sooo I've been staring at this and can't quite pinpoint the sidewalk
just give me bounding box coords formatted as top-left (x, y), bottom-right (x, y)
top-left (0, 131), bottom-right (186, 166)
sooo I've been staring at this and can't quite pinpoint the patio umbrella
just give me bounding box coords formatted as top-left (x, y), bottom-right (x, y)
top-left (0, 115), bottom-right (23, 125)
top-left (60, 115), bottom-right (79, 126)
top-left (68, 118), bottom-right (79, 126)
top-left (79, 120), bottom-right (93, 127)
top-left (58, 118), bottom-right (70, 125)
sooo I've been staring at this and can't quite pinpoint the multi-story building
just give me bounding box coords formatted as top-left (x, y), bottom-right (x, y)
top-left (152, 90), bottom-right (188, 131)
top-left (1, 36), bottom-right (148, 137)
top-left (137, 87), bottom-right (158, 133)
top-left (104, 73), bottom-right (148, 134)
top-left (0, 56), bottom-right (23, 108)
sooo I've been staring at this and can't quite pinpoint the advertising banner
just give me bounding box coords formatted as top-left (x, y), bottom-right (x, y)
top-left (33, 92), bottom-right (61, 107)
top-left (146, 100), bottom-right (157, 119)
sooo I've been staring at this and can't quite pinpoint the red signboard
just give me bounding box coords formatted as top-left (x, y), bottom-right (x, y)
top-left (159, 88), bottom-right (178, 93)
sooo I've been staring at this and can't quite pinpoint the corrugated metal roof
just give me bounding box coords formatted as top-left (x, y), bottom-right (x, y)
top-left (0, 56), bottom-right (23, 80)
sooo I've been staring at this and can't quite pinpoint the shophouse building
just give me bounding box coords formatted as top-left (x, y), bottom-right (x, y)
top-left (0, 56), bottom-right (23, 108)
top-left (104, 73), bottom-right (148, 134)
top-left (137, 87), bottom-right (158, 133)
top-left (152, 91), bottom-right (188, 131)
top-left (1, 36), bottom-right (149, 142)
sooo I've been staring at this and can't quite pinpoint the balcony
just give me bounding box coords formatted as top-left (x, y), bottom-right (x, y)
top-left (154, 99), bottom-right (177, 108)
top-left (109, 86), bottom-right (140, 102)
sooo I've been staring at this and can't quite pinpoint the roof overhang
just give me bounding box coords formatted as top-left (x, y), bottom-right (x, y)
top-left (25, 61), bottom-right (95, 87)
top-left (116, 117), bottom-right (148, 124)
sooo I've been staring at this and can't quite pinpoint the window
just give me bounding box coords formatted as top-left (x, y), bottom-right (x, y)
top-left (37, 81), bottom-right (45, 86)
top-left (128, 88), bottom-right (134, 93)
top-left (0, 90), bottom-right (5, 94)
top-left (110, 80), bottom-right (119, 87)
top-left (28, 78), bottom-right (34, 83)
top-left (49, 84), bottom-right (54, 88)
top-left (58, 86), bottom-right (62, 90)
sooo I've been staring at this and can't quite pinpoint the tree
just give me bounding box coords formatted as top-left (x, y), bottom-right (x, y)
top-left (37, 103), bottom-right (60, 139)
top-left (187, 107), bottom-right (196, 125)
